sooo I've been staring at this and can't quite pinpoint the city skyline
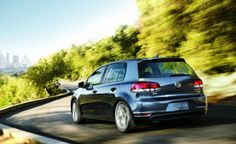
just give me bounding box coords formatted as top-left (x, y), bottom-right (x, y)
top-left (0, 49), bottom-right (31, 69)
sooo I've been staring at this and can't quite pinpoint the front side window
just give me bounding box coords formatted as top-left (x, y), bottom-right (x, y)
top-left (87, 66), bottom-right (107, 85)
top-left (103, 63), bottom-right (126, 83)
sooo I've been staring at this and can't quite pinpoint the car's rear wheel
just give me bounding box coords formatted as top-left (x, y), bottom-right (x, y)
top-left (72, 100), bottom-right (84, 124)
top-left (115, 101), bottom-right (136, 132)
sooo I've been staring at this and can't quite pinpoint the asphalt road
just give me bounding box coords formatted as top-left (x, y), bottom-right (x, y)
top-left (1, 95), bottom-right (236, 144)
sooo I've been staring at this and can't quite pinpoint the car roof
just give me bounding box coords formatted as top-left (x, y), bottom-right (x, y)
top-left (102, 57), bottom-right (185, 66)
top-left (116, 57), bottom-right (184, 63)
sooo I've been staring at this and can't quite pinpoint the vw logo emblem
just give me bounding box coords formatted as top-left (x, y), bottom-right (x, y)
top-left (175, 81), bottom-right (181, 88)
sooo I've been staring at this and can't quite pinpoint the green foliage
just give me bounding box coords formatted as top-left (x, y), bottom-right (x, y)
top-left (25, 50), bottom-right (70, 89)
top-left (64, 25), bottom-right (140, 80)
top-left (0, 57), bottom-right (66, 108)
top-left (137, 0), bottom-right (236, 74)
top-left (0, 75), bottom-right (47, 108)
top-left (137, 0), bottom-right (190, 57)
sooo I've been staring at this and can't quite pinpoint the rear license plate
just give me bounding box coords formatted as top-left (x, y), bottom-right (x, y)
top-left (166, 102), bottom-right (189, 112)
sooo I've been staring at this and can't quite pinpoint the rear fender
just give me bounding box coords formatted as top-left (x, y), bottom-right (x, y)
top-left (113, 92), bottom-right (137, 116)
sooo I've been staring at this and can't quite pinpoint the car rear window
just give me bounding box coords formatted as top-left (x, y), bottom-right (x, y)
top-left (138, 60), bottom-right (196, 78)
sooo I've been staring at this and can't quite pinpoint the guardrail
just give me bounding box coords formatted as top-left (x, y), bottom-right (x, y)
top-left (0, 90), bottom-right (72, 143)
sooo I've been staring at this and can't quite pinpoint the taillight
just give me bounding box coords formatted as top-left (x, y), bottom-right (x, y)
top-left (130, 81), bottom-right (160, 93)
top-left (193, 79), bottom-right (203, 88)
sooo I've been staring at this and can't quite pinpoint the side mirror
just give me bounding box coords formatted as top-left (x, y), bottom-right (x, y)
top-left (86, 83), bottom-right (93, 90)
top-left (78, 82), bottom-right (85, 88)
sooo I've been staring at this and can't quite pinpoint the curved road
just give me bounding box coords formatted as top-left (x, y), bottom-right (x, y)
top-left (1, 95), bottom-right (236, 144)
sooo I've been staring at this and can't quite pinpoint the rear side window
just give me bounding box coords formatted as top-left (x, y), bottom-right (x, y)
top-left (103, 63), bottom-right (126, 83)
top-left (138, 60), bottom-right (196, 78)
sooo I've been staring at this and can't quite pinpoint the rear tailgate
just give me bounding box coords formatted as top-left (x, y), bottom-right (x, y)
top-left (138, 58), bottom-right (202, 99)
top-left (139, 76), bottom-right (199, 97)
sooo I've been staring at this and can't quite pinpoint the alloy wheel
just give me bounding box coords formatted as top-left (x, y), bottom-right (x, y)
top-left (115, 101), bottom-right (131, 131)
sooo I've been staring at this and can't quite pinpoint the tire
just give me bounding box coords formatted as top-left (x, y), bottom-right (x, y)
top-left (71, 100), bottom-right (84, 124)
top-left (115, 101), bottom-right (136, 132)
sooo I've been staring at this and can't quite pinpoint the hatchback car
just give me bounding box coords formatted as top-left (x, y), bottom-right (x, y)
top-left (71, 57), bottom-right (207, 132)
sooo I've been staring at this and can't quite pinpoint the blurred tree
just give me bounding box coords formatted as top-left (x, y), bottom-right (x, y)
top-left (136, 0), bottom-right (236, 74)
top-left (25, 50), bottom-right (70, 95)
top-left (63, 25), bottom-right (140, 80)
top-left (112, 25), bottom-right (141, 58)
top-left (180, 0), bottom-right (236, 74)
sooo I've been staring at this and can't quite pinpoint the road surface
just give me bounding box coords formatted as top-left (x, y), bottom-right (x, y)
top-left (1, 95), bottom-right (236, 144)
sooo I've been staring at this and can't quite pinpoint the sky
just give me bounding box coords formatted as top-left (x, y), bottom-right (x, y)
top-left (0, 0), bottom-right (139, 63)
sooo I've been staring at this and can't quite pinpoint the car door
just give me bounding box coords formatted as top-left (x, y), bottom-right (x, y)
top-left (79, 66), bottom-right (107, 117)
top-left (93, 63), bottom-right (127, 119)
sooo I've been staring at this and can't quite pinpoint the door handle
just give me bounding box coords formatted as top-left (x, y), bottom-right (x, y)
top-left (93, 90), bottom-right (97, 94)
top-left (110, 87), bottom-right (116, 92)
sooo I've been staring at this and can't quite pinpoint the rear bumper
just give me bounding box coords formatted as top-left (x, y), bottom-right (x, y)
top-left (133, 109), bottom-right (206, 124)
top-left (131, 95), bottom-right (207, 124)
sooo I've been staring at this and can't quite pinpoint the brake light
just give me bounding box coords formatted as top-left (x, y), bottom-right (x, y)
top-left (130, 81), bottom-right (160, 93)
top-left (193, 79), bottom-right (203, 88)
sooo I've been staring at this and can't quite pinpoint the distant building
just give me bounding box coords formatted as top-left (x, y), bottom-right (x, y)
top-left (21, 55), bottom-right (31, 67)
top-left (12, 55), bottom-right (20, 68)
top-left (0, 51), bottom-right (6, 68)
top-left (6, 53), bottom-right (10, 66)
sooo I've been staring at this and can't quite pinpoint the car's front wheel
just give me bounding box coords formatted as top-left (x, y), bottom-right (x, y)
top-left (72, 100), bottom-right (84, 124)
top-left (115, 101), bottom-right (136, 132)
